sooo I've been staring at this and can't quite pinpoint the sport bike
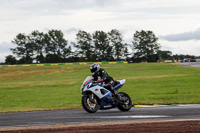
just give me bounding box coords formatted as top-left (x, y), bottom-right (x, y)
top-left (80, 76), bottom-right (132, 113)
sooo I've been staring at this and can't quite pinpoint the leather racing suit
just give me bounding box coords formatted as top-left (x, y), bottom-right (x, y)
top-left (92, 68), bottom-right (115, 92)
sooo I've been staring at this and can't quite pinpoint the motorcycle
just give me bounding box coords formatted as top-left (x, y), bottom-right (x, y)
top-left (80, 76), bottom-right (132, 113)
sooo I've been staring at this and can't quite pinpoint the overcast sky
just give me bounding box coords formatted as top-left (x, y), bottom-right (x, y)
top-left (0, 0), bottom-right (200, 62)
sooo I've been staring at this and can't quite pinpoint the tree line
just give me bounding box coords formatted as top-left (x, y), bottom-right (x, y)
top-left (7, 29), bottom-right (131, 64)
top-left (9, 29), bottom-right (71, 64)
top-left (3, 29), bottom-right (198, 64)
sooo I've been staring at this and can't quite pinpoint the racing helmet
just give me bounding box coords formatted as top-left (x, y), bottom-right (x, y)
top-left (90, 64), bottom-right (100, 75)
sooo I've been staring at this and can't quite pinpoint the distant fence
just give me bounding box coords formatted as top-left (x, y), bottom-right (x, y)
top-left (196, 59), bottom-right (200, 62)
top-left (164, 60), bottom-right (181, 63)
top-left (0, 61), bottom-right (128, 67)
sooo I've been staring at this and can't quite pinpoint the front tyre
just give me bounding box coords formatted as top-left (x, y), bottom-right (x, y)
top-left (117, 92), bottom-right (132, 111)
top-left (82, 95), bottom-right (99, 113)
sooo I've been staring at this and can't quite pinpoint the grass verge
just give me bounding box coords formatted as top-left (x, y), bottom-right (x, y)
top-left (0, 63), bottom-right (200, 112)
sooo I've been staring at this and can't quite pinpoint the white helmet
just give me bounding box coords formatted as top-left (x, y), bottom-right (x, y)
top-left (90, 64), bottom-right (100, 75)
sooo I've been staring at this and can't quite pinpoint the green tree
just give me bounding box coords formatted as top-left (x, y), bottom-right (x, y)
top-left (132, 30), bottom-right (160, 62)
top-left (105, 44), bottom-right (114, 61)
top-left (124, 45), bottom-right (130, 60)
top-left (29, 30), bottom-right (46, 63)
top-left (108, 29), bottom-right (125, 60)
top-left (158, 50), bottom-right (172, 60)
top-left (5, 55), bottom-right (17, 65)
top-left (11, 29), bottom-right (71, 64)
top-left (74, 30), bottom-right (93, 61)
top-left (93, 31), bottom-right (111, 61)
top-left (11, 33), bottom-right (34, 64)
top-left (45, 29), bottom-right (71, 63)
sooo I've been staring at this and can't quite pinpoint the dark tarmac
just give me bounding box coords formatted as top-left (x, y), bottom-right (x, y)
top-left (1, 104), bottom-right (200, 128)
top-left (176, 62), bottom-right (200, 67)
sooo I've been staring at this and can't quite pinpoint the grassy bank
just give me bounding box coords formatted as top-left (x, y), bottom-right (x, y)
top-left (0, 63), bottom-right (200, 112)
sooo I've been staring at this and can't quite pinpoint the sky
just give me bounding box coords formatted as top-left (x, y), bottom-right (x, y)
top-left (0, 0), bottom-right (200, 62)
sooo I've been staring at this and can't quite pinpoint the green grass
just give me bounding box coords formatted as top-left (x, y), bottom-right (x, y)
top-left (0, 63), bottom-right (200, 112)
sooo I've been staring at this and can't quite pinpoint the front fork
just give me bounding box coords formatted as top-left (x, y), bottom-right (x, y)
top-left (89, 93), bottom-right (95, 103)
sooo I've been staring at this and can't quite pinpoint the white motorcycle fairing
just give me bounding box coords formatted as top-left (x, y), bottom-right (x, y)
top-left (81, 76), bottom-right (132, 113)
top-left (81, 76), bottom-right (115, 109)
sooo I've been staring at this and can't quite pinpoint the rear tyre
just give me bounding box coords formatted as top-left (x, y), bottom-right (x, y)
top-left (117, 92), bottom-right (132, 111)
top-left (82, 95), bottom-right (99, 113)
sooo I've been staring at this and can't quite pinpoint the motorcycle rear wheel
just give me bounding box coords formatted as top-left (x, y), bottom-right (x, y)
top-left (82, 95), bottom-right (99, 113)
top-left (117, 92), bottom-right (132, 111)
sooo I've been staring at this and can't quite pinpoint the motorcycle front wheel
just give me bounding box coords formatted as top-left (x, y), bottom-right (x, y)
top-left (117, 92), bottom-right (132, 111)
top-left (82, 94), bottom-right (99, 113)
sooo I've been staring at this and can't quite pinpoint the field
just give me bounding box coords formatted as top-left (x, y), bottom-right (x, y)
top-left (0, 63), bottom-right (200, 112)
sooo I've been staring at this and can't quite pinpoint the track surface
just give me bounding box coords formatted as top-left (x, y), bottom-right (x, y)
top-left (176, 62), bottom-right (200, 67)
top-left (1, 104), bottom-right (200, 128)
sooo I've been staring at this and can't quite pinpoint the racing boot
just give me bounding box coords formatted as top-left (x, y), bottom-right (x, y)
top-left (111, 86), bottom-right (121, 102)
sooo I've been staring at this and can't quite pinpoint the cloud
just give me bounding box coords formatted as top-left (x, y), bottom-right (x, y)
top-left (65, 28), bottom-right (80, 33)
top-left (0, 42), bottom-right (15, 62)
top-left (159, 39), bottom-right (200, 56)
top-left (160, 28), bottom-right (200, 41)
top-left (0, 0), bottom-right (119, 13)
top-left (0, 42), bottom-right (14, 52)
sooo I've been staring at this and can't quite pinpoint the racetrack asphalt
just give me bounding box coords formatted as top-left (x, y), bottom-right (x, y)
top-left (1, 104), bottom-right (200, 130)
top-left (176, 62), bottom-right (200, 67)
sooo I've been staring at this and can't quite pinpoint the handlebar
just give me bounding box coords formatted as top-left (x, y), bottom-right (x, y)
top-left (92, 81), bottom-right (105, 87)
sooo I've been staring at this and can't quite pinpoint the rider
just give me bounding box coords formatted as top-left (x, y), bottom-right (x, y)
top-left (90, 64), bottom-right (120, 100)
